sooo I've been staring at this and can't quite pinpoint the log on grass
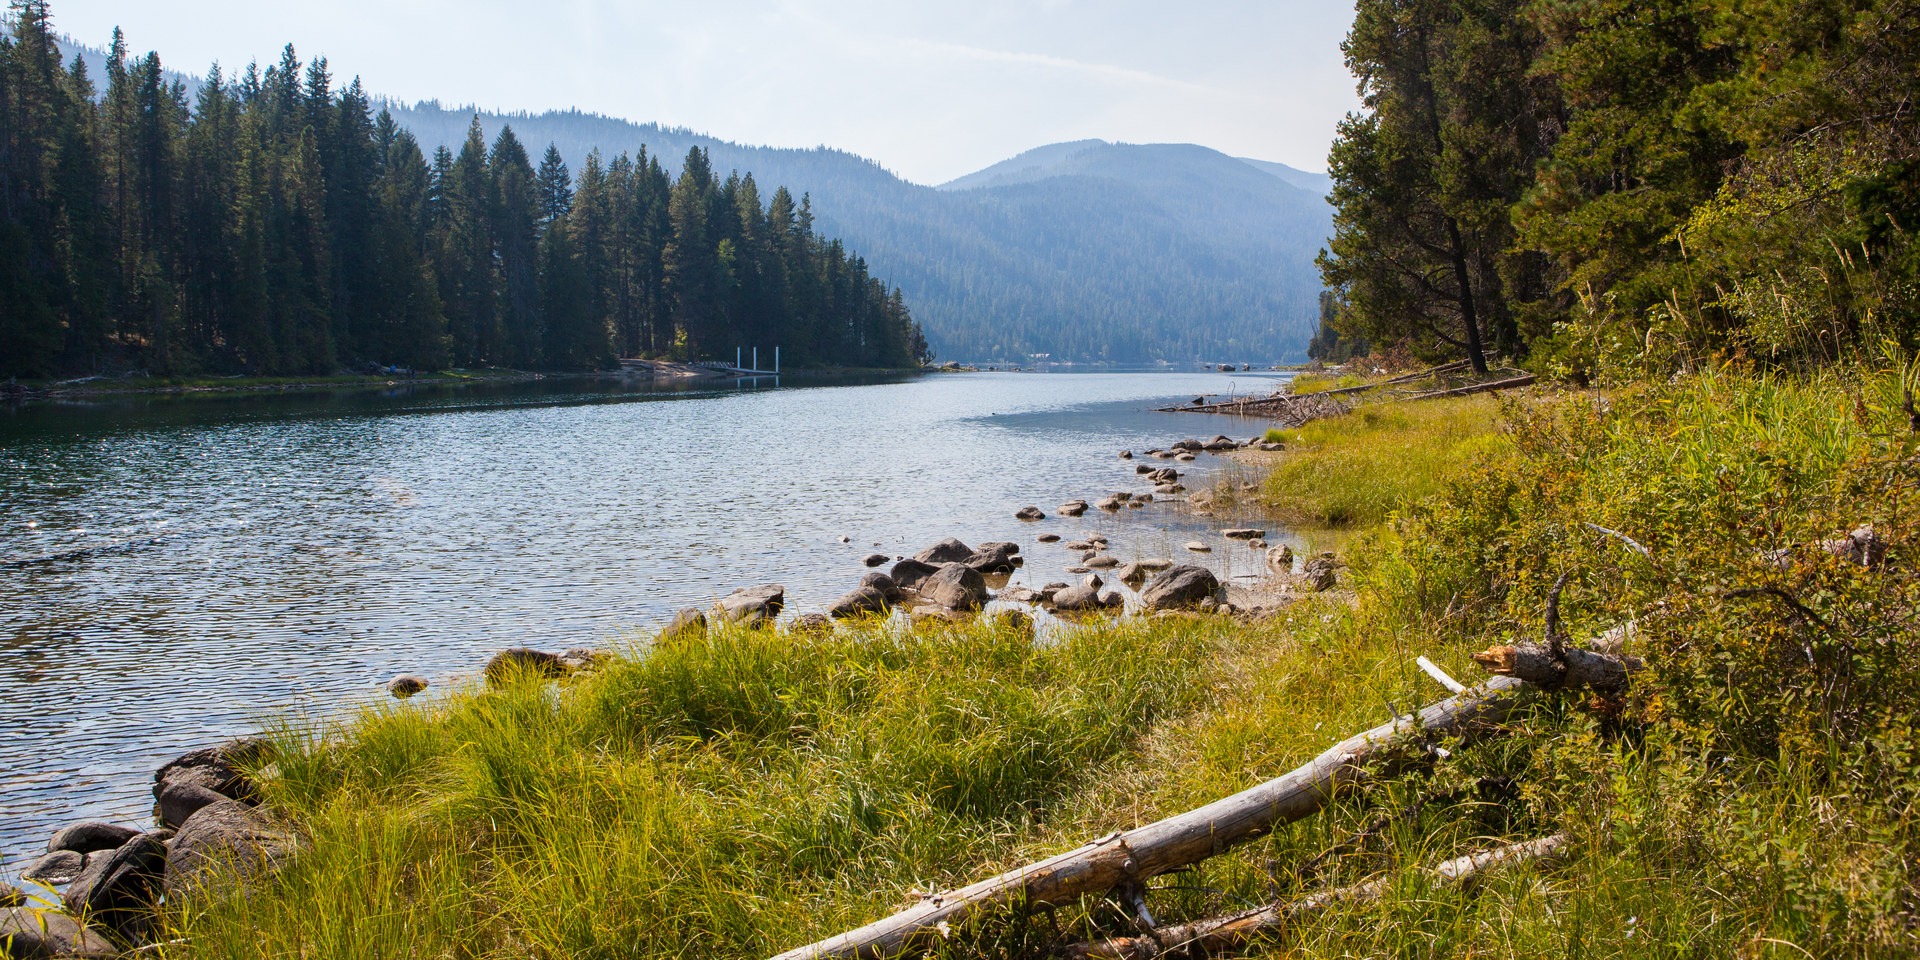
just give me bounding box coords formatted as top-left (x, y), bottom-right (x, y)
top-left (1470, 642), bottom-right (1637, 693)
top-left (1401, 373), bottom-right (1537, 402)
top-left (1061, 833), bottom-right (1571, 960)
top-left (766, 676), bottom-right (1531, 960)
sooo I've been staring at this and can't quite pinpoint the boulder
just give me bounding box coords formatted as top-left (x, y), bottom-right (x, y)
top-left (153, 738), bottom-right (270, 810)
top-left (859, 572), bottom-right (903, 601)
top-left (986, 609), bottom-right (1035, 636)
top-left (1100, 591), bottom-right (1126, 608)
top-left (1823, 523), bottom-right (1888, 567)
top-left (1119, 450), bottom-right (1134, 460)
top-left (1158, 483), bottom-right (1187, 495)
top-left (1140, 566), bottom-right (1222, 611)
top-left (862, 553), bottom-right (890, 568)
top-left (63, 831), bottom-right (168, 939)
top-left (164, 800), bottom-right (299, 902)
top-left (1249, 539), bottom-right (1267, 550)
top-left (998, 586), bottom-right (1043, 604)
top-left (1059, 500), bottom-right (1090, 517)
top-left (1086, 555), bottom-right (1120, 569)
top-left (1139, 558), bottom-right (1175, 571)
top-left (0, 885), bottom-right (20, 909)
top-left (1266, 544), bottom-right (1296, 573)
top-left (829, 584), bottom-right (892, 619)
top-left (1065, 540), bottom-right (1094, 551)
top-left (914, 538), bottom-right (975, 565)
top-left (1303, 556), bottom-right (1339, 592)
top-left (0, 907), bottom-right (116, 959)
top-left (1116, 562), bottom-right (1147, 584)
top-left (1152, 450), bottom-right (1177, 459)
top-left (920, 563), bottom-right (988, 611)
top-left (1172, 439), bottom-right (1203, 451)
top-left (1050, 585), bottom-right (1104, 612)
top-left (1096, 496), bottom-right (1124, 511)
top-left (1204, 439), bottom-right (1239, 451)
top-left (890, 558), bottom-right (939, 591)
top-left (1177, 453), bottom-right (1198, 463)
top-left (1036, 533), bottom-right (1062, 544)
top-left (787, 612), bottom-right (833, 634)
top-left (1259, 441), bottom-right (1286, 452)
top-left (1134, 464), bottom-right (1153, 475)
top-left (660, 608), bottom-right (707, 641)
top-left (558, 648), bottom-right (602, 671)
top-left (1223, 528), bottom-right (1266, 540)
top-left (20, 850), bottom-right (86, 886)
top-left (909, 605), bottom-right (970, 626)
top-left (716, 584), bottom-right (786, 624)
top-left (387, 674), bottom-right (429, 698)
top-left (1184, 541), bottom-right (1212, 553)
top-left (156, 779), bottom-right (229, 831)
top-left (1136, 493), bottom-right (1153, 504)
top-left (1014, 506), bottom-right (1046, 521)
top-left (1083, 573), bottom-right (1105, 590)
top-left (483, 647), bottom-right (568, 686)
top-left (46, 822), bottom-right (139, 857)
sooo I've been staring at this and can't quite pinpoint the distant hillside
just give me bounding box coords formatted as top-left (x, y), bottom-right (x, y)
top-left (52, 37), bottom-right (1333, 363)
top-left (389, 106), bottom-right (1334, 363)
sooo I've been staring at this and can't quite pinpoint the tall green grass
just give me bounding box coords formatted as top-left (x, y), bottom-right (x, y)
top-left (1261, 396), bottom-right (1508, 528)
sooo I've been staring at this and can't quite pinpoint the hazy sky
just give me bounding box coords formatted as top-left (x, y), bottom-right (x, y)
top-left (52, 1), bottom-right (1360, 185)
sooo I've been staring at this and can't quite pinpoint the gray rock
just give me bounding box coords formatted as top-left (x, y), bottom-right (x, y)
top-left (387, 674), bottom-right (429, 698)
top-left (963, 542), bottom-right (1021, 574)
top-left (1266, 544), bottom-right (1296, 572)
top-left (977, 541), bottom-right (1021, 558)
top-left (787, 612), bottom-right (833, 634)
top-left (19, 850), bottom-right (85, 886)
top-left (909, 605), bottom-right (970, 626)
top-left (1100, 590), bottom-right (1126, 608)
top-left (1065, 540), bottom-right (1093, 551)
top-left (1059, 500), bottom-right (1090, 517)
top-left (1138, 558), bottom-right (1174, 571)
top-left (1135, 493), bottom-right (1153, 504)
top-left (1177, 453), bottom-right (1198, 463)
top-left (1066, 566), bottom-right (1091, 574)
top-left (661, 608), bottom-right (707, 641)
top-left (1223, 528), bottom-right (1266, 540)
top-left (558, 648), bottom-right (602, 671)
top-left (859, 572), bottom-right (903, 601)
top-left (914, 538), bottom-right (975, 565)
top-left (1083, 573), bottom-right (1105, 590)
top-left (920, 563), bottom-right (988, 611)
top-left (46, 822), bottom-right (138, 856)
top-left (862, 553), bottom-right (890, 568)
top-left (0, 885), bottom-right (20, 909)
top-left (1148, 467), bottom-right (1180, 483)
top-left (164, 800), bottom-right (299, 902)
top-left (63, 831), bottom-right (168, 939)
top-left (999, 586), bottom-right (1043, 604)
top-left (1304, 556), bottom-right (1339, 592)
top-left (1184, 541), bottom-right (1212, 553)
top-left (890, 558), bottom-right (939, 591)
top-left (829, 584), bottom-right (892, 619)
top-left (1119, 450), bottom-right (1133, 460)
top-left (1140, 566), bottom-right (1222, 611)
top-left (157, 779), bottom-right (229, 831)
top-left (153, 739), bottom-right (270, 810)
top-left (1036, 533), bottom-right (1062, 544)
top-left (1116, 562), bottom-right (1147, 584)
top-left (1096, 496), bottom-right (1124, 511)
top-left (716, 584), bottom-right (786, 624)
top-left (1086, 555), bottom-right (1120, 569)
top-left (1134, 464), bottom-right (1153, 475)
top-left (1173, 439), bottom-right (1203, 451)
top-left (1204, 439), bottom-right (1239, 451)
top-left (1259, 441), bottom-right (1286, 451)
top-left (1050, 585), bottom-right (1103, 611)
top-left (483, 647), bottom-right (568, 686)
top-left (0, 907), bottom-right (116, 959)
top-left (1015, 506), bottom-right (1046, 521)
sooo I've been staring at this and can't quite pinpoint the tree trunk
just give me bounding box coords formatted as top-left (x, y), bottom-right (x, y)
top-left (765, 676), bottom-right (1531, 960)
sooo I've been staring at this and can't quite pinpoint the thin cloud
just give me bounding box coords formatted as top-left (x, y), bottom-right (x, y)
top-left (894, 36), bottom-right (1222, 96)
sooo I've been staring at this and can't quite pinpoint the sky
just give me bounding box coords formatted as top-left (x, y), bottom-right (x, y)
top-left (51, 1), bottom-right (1361, 186)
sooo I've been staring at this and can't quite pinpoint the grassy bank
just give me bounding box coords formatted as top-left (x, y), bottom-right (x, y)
top-left (152, 367), bottom-right (1920, 958)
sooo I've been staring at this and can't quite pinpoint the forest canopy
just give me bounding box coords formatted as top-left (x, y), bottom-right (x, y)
top-left (1317, 0), bottom-right (1920, 378)
top-left (0, 1), bottom-right (930, 378)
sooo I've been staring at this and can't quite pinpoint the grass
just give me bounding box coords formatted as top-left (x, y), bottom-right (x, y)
top-left (151, 366), bottom-right (1920, 958)
top-left (1287, 372), bottom-right (1367, 395)
top-left (1259, 395), bottom-right (1508, 528)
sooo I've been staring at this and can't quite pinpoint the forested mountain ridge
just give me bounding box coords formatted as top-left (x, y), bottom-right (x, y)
top-left (383, 104), bottom-right (1337, 363)
top-left (1, 6), bottom-right (926, 378)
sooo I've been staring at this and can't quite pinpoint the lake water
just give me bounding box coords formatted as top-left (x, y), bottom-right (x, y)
top-left (0, 371), bottom-right (1292, 873)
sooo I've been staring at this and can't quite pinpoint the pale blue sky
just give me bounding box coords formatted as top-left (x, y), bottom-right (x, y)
top-left (52, 1), bottom-right (1359, 185)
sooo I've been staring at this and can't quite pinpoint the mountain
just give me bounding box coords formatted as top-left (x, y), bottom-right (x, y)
top-left (387, 105), bottom-right (1335, 363)
top-left (51, 37), bottom-right (1333, 363)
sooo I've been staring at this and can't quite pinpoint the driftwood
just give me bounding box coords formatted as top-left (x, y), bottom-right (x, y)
top-left (1060, 834), bottom-right (1570, 959)
top-left (766, 676), bottom-right (1532, 960)
top-left (1400, 373), bottom-right (1536, 402)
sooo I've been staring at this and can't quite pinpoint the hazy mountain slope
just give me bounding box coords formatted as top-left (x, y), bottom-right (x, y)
top-left (1237, 157), bottom-right (1334, 198)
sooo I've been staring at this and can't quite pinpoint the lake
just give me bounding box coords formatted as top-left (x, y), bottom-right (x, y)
top-left (0, 370), bottom-right (1292, 873)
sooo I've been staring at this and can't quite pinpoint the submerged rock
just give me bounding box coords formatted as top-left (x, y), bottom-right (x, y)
top-left (920, 563), bottom-right (988, 611)
top-left (20, 849), bottom-right (86, 886)
top-left (862, 553), bottom-right (890, 568)
top-left (1060, 500), bottom-right (1090, 517)
top-left (1223, 528), bottom-right (1266, 540)
top-left (829, 584), bottom-right (892, 619)
top-left (1036, 533), bottom-right (1062, 544)
top-left (1049, 584), bottom-right (1104, 612)
top-left (890, 558), bottom-right (939, 591)
top-left (1015, 506), bottom-right (1046, 521)
top-left (1184, 541), bottom-right (1212, 553)
top-left (860, 572), bottom-right (904, 601)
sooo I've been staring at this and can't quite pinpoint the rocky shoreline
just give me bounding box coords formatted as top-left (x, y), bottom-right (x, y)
top-left (1, 428), bottom-right (1340, 959)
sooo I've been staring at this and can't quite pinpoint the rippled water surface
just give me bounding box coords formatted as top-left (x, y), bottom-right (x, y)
top-left (0, 371), bottom-right (1291, 869)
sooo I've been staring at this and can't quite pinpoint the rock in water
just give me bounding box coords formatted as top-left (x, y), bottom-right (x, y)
top-left (660, 608), bottom-right (707, 641)
top-left (156, 779), bottom-right (228, 831)
top-left (1184, 541), bottom-right (1212, 553)
top-left (64, 831), bottom-right (168, 939)
top-left (47, 822), bottom-right (139, 856)
top-left (387, 674), bottom-right (429, 698)
top-left (920, 563), bottom-right (988, 611)
top-left (716, 584), bottom-right (786, 624)
top-left (1049, 584), bottom-right (1104, 612)
top-left (20, 849), bottom-right (86, 886)
top-left (0, 885), bottom-right (20, 909)
top-left (1059, 500), bottom-right (1090, 517)
top-left (1036, 533), bottom-right (1061, 543)
top-left (164, 800), bottom-right (300, 901)
top-left (1266, 544), bottom-right (1296, 573)
top-left (1116, 562), bottom-right (1147, 584)
top-left (1086, 555), bottom-right (1120, 569)
top-left (890, 558), bottom-right (939, 591)
top-left (914, 538), bottom-right (975, 565)
top-left (153, 738), bottom-right (271, 816)
top-left (1119, 450), bottom-right (1133, 460)
top-left (787, 612), bottom-right (832, 634)
top-left (859, 572), bottom-right (903, 601)
top-left (829, 584), bottom-right (892, 619)
top-left (483, 647), bottom-right (568, 686)
top-left (862, 553), bottom-right (890, 568)
top-left (1223, 528), bottom-right (1266, 540)
top-left (1, 907), bottom-right (115, 958)
top-left (1140, 566), bottom-right (1222, 611)
top-left (1015, 506), bottom-right (1046, 521)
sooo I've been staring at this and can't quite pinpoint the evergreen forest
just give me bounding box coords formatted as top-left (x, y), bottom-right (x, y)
top-left (1317, 0), bottom-right (1920, 377)
top-left (0, 2), bottom-right (929, 379)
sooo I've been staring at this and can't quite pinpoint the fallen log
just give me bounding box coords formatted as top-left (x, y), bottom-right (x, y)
top-left (766, 675), bottom-right (1532, 960)
top-left (1060, 834), bottom-right (1570, 959)
top-left (1400, 373), bottom-right (1536, 402)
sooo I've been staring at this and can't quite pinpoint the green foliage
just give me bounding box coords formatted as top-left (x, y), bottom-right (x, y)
top-left (1261, 396), bottom-right (1508, 528)
top-left (0, 4), bottom-right (928, 378)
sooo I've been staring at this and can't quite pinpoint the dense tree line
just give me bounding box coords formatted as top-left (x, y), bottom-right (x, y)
top-left (0, 3), bottom-right (927, 378)
top-left (1320, 0), bottom-right (1920, 376)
